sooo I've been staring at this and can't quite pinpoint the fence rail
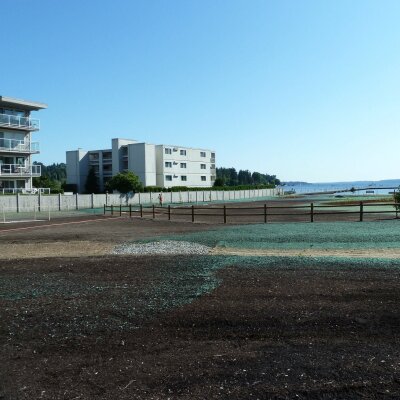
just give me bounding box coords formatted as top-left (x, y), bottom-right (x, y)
top-left (104, 202), bottom-right (400, 223)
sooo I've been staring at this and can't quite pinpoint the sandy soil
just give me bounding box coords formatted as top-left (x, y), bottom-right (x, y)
top-left (212, 246), bottom-right (400, 259)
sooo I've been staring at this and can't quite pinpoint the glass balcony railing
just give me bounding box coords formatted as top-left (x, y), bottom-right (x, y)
top-left (0, 113), bottom-right (40, 130)
top-left (0, 138), bottom-right (40, 153)
top-left (0, 164), bottom-right (41, 176)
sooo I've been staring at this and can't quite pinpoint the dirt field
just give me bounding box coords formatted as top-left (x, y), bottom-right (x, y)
top-left (1, 198), bottom-right (400, 399)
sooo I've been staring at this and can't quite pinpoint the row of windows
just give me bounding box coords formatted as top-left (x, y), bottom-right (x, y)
top-left (164, 148), bottom-right (215, 158)
top-left (165, 162), bottom-right (209, 169)
top-left (165, 148), bottom-right (187, 155)
top-left (165, 175), bottom-right (207, 182)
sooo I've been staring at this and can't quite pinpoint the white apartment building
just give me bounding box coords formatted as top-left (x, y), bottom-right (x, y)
top-left (66, 138), bottom-right (216, 193)
top-left (0, 96), bottom-right (47, 192)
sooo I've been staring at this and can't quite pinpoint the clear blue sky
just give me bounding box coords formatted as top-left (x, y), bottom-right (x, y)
top-left (2, 0), bottom-right (400, 182)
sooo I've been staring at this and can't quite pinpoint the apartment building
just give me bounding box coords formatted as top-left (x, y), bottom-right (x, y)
top-left (0, 96), bottom-right (47, 192)
top-left (66, 138), bottom-right (216, 193)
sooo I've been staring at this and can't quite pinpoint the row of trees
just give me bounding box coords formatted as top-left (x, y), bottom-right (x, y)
top-left (32, 162), bottom-right (67, 193)
top-left (215, 168), bottom-right (280, 187)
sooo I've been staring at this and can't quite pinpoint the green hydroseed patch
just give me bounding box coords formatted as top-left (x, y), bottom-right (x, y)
top-left (3, 255), bottom-right (400, 338)
top-left (135, 220), bottom-right (400, 251)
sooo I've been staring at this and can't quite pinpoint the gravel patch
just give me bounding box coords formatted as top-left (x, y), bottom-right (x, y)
top-left (112, 240), bottom-right (212, 255)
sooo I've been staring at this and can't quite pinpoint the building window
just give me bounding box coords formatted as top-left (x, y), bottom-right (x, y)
top-left (181, 175), bottom-right (187, 182)
top-left (165, 175), bottom-right (172, 181)
top-left (165, 161), bottom-right (172, 168)
top-left (200, 164), bottom-right (206, 169)
top-left (211, 176), bottom-right (216, 181)
top-left (180, 162), bottom-right (186, 168)
top-left (165, 148), bottom-right (172, 155)
top-left (211, 152), bottom-right (215, 159)
top-left (89, 153), bottom-right (99, 162)
top-left (180, 149), bottom-right (186, 156)
top-left (211, 164), bottom-right (215, 169)
top-left (200, 151), bottom-right (206, 157)
top-left (201, 176), bottom-right (206, 181)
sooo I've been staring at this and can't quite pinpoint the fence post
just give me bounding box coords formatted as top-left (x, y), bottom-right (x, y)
top-left (75, 193), bottom-right (79, 210)
top-left (192, 205), bottom-right (195, 223)
top-left (310, 203), bottom-right (314, 223)
top-left (140, 204), bottom-right (143, 218)
top-left (223, 205), bottom-right (227, 224)
top-left (104, 204), bottom-right (106, 215)
top-left (16, 193), bottom-right (20, 213)
top-left (360, 201), bottom-right (363, 222)
top-left (168, 205), bottom-right (171, 221)
top-left (38, 191), bottom-right (41, 212)
top-left (58, 193), bottom-right (62, 211)
top-left (129, 204), bottom-right (132, 218)
top-left (152, 204), bottom-right (155, 219)
top-left (120, 204), bottom-right (122, 216)
top-left (91, 193), bottom-right (94, 209)
top-left (264, 204), bottom-right (267, 223)
top-left (111, 205), bottom-right (114, 215)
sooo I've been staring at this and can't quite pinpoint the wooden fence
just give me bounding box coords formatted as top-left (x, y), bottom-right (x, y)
top-left (104, 202), bottom-right (400, 223)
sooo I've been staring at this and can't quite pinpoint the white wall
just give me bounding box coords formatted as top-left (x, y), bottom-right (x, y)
top-left (128, 143), bottom-right (156, 187)
top-left (0, 188), bottom-right (282, 212)
top-left (155, 144), bottom-right (215, 188)
top-left (66, 149), bottom-right (89, 193)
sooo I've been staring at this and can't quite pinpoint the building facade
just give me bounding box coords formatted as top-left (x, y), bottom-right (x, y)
top-left (66, 138), bottom-right (216, 193)
top-left (0, 96), bottom-right (47, 192)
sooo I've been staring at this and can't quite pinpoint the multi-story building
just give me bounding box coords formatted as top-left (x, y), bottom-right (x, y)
top-left (66, 138), bottom-right (216, 193)
top-left (0, 96), bottom-right (47, 192)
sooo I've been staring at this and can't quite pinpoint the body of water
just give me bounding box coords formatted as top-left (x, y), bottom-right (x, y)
top-left (282, 179), bottom-right (400, 195)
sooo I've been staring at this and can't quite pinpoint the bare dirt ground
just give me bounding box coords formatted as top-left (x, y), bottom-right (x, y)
top-left (1, 198), bottom-right (400, 399)
top-left (2, 256), bottom-right (400, 399)
top-left (0, 216), bottom-right (219, 259)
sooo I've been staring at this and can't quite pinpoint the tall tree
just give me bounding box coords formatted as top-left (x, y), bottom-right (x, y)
top-left (84, 167), bottom-right (100, 194)
top-left (238, 170), bottom-right (252, 185)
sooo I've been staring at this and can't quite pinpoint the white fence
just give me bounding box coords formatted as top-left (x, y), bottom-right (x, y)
top-left (0, 188), bottom-right (282, 213)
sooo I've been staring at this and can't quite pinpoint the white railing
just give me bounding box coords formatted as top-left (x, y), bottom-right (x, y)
top-left (0, 138), bottom-right (39, 153)
top-left (0, 187), bottom-right (50, 195)
top-left (0, 114), bottom-right (40, 130)
top-left (0, 164), bottom-right (41, 176)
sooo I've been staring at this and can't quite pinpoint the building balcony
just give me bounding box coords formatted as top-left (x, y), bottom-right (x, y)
top-left (0, 114), bottom-right (40, 131)
top-left (0, 138), bottom-right (39, 154)
top-left (0, 164), bottom-right (41, 177)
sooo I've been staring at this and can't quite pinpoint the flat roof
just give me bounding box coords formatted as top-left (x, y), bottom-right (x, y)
top-left (0, 96), bottom-right (47, 111)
